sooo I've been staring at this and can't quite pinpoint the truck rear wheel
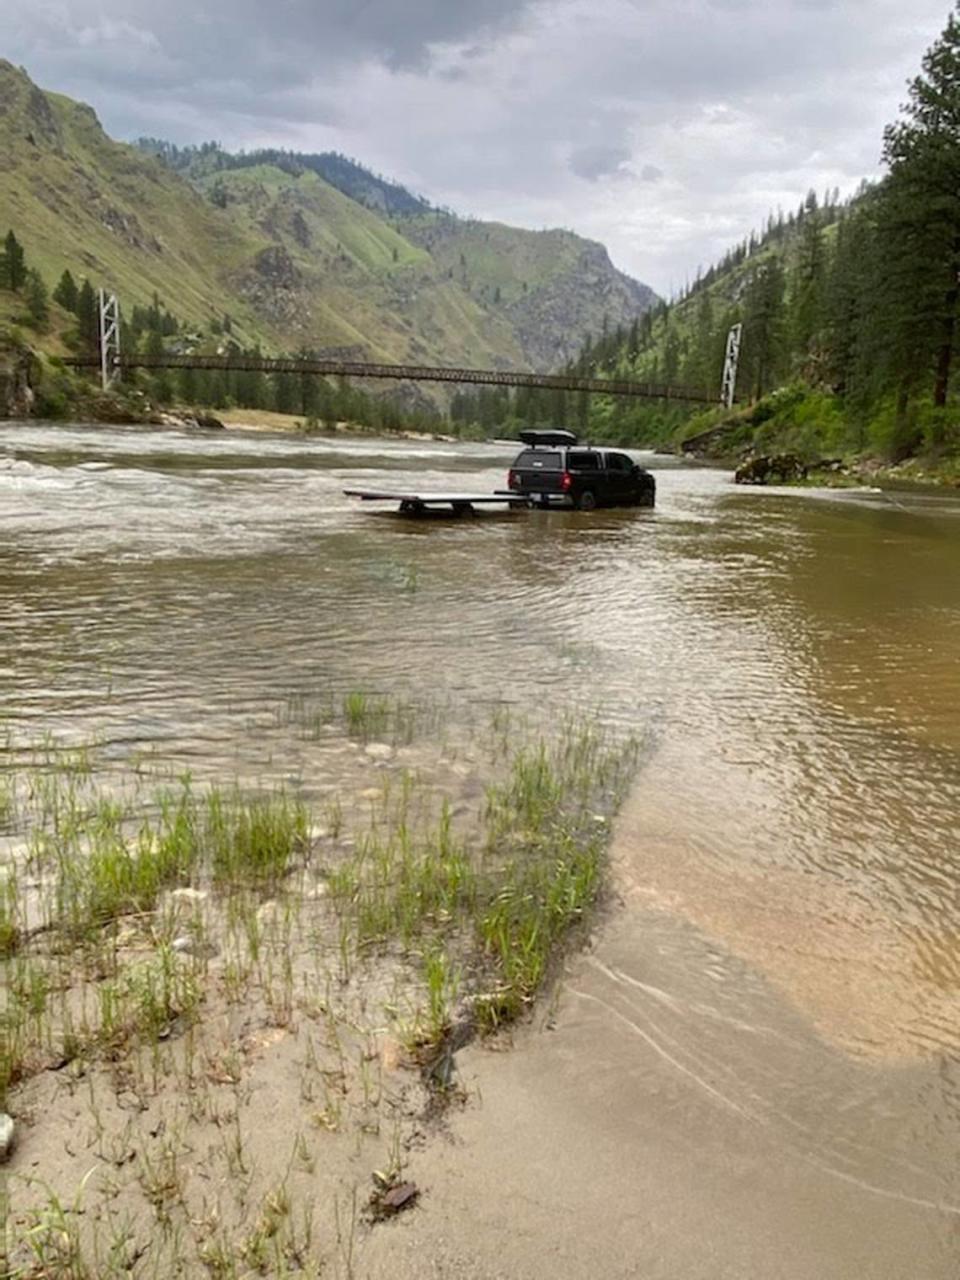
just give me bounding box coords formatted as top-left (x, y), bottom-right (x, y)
top-left (577, 490), bottom-right (597, 511)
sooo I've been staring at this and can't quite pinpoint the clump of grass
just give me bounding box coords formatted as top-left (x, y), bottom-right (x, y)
top-left (206, 787), bottom-right (308, 887)
top-left (13, 1172), bottom-right (96, 1280)
top-left (0, 871), bottom-right (20, 958)
top-left (0, 756), bottom-right (315, 1108)
top-left (57, 792), bottom-right (202, 936)
top-left (1, 985), bottom-right (30, 1107)
top-left (97, 945), bottom-right (202, 1050)
top-left (474, 724), bottom-right (636, 1024)
top-left (28, 779), bottom-right (309, 940)
top-left (475, 829), bottom-right (604, 1025)
top-left (423, 943), bottom-right (460, 1043)
top-left (329, 800), bottom-right (477, 950)
top-left (342, 690), bottom-right (424, 745)
top-left (0, 771), bottom-right (15, 826)
top-left (283, 686), bottom-right (437, 746)
top-left (330, 720), bottom-right (638, 1047)
top-left (343, 691), bottom-right (390, 740)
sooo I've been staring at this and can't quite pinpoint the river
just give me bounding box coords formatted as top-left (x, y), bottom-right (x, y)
top-left (2, 421), bottom-right (959, 1276)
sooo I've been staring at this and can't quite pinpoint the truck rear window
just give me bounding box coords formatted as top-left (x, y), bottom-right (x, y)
top-left (513, 450), bottom-right (562, 470)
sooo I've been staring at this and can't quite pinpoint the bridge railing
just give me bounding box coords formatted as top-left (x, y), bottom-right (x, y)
top-left (63, 352), bottom-right (716, 404)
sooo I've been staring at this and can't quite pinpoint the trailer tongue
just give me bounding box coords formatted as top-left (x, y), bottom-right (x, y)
top-left (343, 488), bottom-right (524, 515)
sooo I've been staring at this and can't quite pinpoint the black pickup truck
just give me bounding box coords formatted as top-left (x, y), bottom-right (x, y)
top-left (505, 430), bottom-right (655, 510)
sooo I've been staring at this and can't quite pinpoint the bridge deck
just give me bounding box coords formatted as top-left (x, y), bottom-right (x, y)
top-left (63, 352), bottom-right (715, 404)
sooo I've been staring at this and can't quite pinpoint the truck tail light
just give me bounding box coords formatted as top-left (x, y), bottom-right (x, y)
top-left (508, 469), bottom-right (517, 488)
top-left (561, 471), bottom-right (572, 491)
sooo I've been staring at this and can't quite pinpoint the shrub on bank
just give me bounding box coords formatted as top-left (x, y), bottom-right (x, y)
top-left (677, 383), bottom-right (959, 472)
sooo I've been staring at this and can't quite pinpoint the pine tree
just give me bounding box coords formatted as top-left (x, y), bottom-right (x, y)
top-left (626, 317), bottom-right (640, 361)
top-left (235, 348), bottom-right (266, 408)
top-left (789, 215), bottom-right (827, 365)
top-left (178, 365), bottom-right (198, 404)
top-left (299, 361), bottom-right (319, 418)
top-left (881, 5), bottom-right (960, 407)
top-left (824, 201), bottom-right (885, 422)
top-left (76, 279), bottom-right (99, 354)
top-left (208, 370), bottom-right (228, 409)
top-left (145, 328), bottom-right (173, 403)
top-left (1, 230), bottom-right (26, 292)
top-left (662, 322), bottom-right (681, 385)
top-left (320, 380), bottom-right (338, 430)
top-left (53, 269), bottom-right (79, 313)
top-left (273, 371), bottom-right (298, 415)
top-left (685, 291), bottom-right (717, 394)
top-left (742, 260), bottom-right (787, 399)
top-left (24, 269), bottom-right (49, 330)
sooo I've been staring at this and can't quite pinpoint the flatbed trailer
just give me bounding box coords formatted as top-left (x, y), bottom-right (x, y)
top-left (343, 488), bottom-right (527, 515)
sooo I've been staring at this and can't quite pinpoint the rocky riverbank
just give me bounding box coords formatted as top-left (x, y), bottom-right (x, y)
top-left (674, 386), bottom-right (960, 490)
top-left (0, 334), bottom-right (35, 418)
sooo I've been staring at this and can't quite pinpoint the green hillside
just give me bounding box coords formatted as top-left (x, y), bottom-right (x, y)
top-left (0, 60), bottom-right (657, 385)
top-left (400, 215), bottom-right (655, 369)
top-left (190, 163), bottom-right (525, 368)
top-left (0, 71), bottom-right (268, 346)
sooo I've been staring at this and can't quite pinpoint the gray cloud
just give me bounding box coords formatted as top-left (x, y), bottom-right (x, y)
top-left (568, 144), bottom-right (630, 181)
top-left (3, 0), bottom-right (952, 292)
top-left (7, 0), bottom-right (535, 125)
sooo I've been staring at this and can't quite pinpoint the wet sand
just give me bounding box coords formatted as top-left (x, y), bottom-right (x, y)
top-left (362, 868), bottom-right (960, 1279)
top-left (363, 1003), bottom-right (956, 1280)
top-left (362, 750), bottom-right (960, 1278)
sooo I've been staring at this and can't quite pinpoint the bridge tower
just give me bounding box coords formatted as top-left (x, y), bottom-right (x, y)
top-left (720, 323), bottom-right (742, 409)
top-left (97, 290), bottom-right (121, 391)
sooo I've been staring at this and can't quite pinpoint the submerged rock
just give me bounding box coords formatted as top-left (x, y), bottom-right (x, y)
top-left (192, 411), bottom-right (226, 431)
top-left (734, 454), bottom-right (808, 485)
top-left (364, 742), bottom-right (394, 761)
top-left (0, 1113), bottom-right (15, 1161)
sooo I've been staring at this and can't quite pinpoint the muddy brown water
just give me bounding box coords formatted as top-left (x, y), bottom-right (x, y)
top-left (2, 421), bottom-right (960, 1276)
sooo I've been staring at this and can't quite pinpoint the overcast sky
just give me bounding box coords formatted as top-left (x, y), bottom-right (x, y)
top-left (5, 0), bottom-right (952, 293)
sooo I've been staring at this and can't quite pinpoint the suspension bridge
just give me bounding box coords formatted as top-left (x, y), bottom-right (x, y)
top-left (63, 293), bottom-right (743, 408)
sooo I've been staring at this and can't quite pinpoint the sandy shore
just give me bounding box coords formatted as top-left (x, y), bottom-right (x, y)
top-left (219, 407), bottom-right (456, 443)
